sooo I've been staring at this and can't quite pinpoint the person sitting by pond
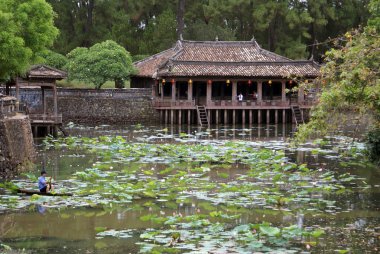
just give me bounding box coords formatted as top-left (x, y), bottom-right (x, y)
top-left (38, 170), bottom-right (53, 193)
top-left (238, 93), bottom-right (243, 102)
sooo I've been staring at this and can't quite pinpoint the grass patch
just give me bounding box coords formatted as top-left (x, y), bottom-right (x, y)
top-left (56, 79), bottom-right (130, 89)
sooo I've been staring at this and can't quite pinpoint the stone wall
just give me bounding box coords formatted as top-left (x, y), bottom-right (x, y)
top-left (0, 114), bottom-right (36, 179)
top-left (1, 88), bottom-right (159, 124)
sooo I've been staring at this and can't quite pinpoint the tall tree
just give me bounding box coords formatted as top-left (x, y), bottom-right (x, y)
top-left (66, 40), bottom-right (135, 89)
top-left (0, 0), bottom-right (58, 80)
top-left (139, 10), bottom-right (177, 54)
top-left (295, 0), bottom-right (379, 162)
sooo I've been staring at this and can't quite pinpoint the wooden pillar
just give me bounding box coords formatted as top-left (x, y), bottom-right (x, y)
top-left (266, 109), bottom-right (270, 124)
top-left (188, 82), bottom-right (193, 101)
top-left (224, 110), bottom-right (228, 124)
top-left (282, 109), bottom-right (286, 124)
top-left (232, 81), bottom-right (237, 104)
top-left (161, 84), bottom-right (164, 100)
top-left (257, 81), bottom-right (262, 102)
top-left (298, 86), bottom-right (304, 104)
top-left (258, 124), bottom-right (261, 137)
top-left (233, 110), bottom-right (236, 125)
top-left (33, 126), bottom-right (37, 137)
top-left (206, 81), bottom-right (212, 105)
top-left (275, 109), bottom-right (278, 124)
top-left (15, 79), bottom-right (20, 100)
top-left (172, 83), bottom-right (176, 102)
top-left (165, 110), bottom-right (168, 124)
top-left (42, 87), bottom-right (46, 115)
top-left (178, 110), bottom-right (182, 125)
top-left (242, 110), bottom-right (246, 125)
top-left (160, 110), bottom-right (164, 124)
top-left (171, 110), bottom-right (174, 124)
top-left (53, 85), bottom-right (58, 117)
top-left (152, 84), bottom-right (156, 98)
top-left (281, 81), bottom-right (286, 103)
top-left (188, 109), bottom-right (191, 124)
top-left (258, 109), bottom-right (262, 124)
top-left (216, 110), bottom-right (219, 124)
top-left (249, 110), bottom-right (252, 125)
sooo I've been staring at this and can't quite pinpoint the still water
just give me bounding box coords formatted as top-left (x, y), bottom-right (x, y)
top-left (1, 124), bottom-right (379, 253)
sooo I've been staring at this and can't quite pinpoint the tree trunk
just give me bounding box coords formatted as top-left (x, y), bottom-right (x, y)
top-left (84, 0), bottom-right (95, 47)
top-left (176, 0), bottom-right (185, 40)
top-left (115, 78), bottom-right (124, 89)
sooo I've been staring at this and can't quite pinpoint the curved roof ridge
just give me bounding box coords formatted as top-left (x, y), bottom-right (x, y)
top-left (180, 40), bottom-right (260, 46)
top-left (133, 47), bottom-right (177, 66)
top-left (169, 60), bottom-right (316, 64)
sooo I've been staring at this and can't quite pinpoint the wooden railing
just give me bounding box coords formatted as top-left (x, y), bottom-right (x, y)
top-left (29, 114), bottom-right (63, 124)
top-left (153, 96), bottom-right (317, 108)
top-left (153, 100), bottom-right (195, 108)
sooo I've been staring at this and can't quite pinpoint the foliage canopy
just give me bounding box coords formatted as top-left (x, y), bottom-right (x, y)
top-left (295, 0), bottom-right (380, 162)
top-left (47, 0), bottom-right (370, 60)
top-left (0, 0), bottom-right (58, 79)
top-left (66, 40), bottom-right (135, 89)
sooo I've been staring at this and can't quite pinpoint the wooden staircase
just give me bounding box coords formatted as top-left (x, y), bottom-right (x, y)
top-left (291, 105), bottom-right (304, 125)
top-left (196, 105), bottom-right (209, 127)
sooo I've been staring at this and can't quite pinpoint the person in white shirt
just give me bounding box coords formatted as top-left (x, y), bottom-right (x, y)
top-left (238, 93), bottom-right (243, 101)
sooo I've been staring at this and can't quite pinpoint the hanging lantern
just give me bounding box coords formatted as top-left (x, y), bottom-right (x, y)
top-left (188, 79), bottom-right (193, 85)
top-left (162, 79), bottom-right (166, 85)
top-left (289, 80), bottom-right (293, 85)
top-left (226, 79), bottom-right (230, 86)
top-left (171, 79), bottom-right (175, 85)
top-left (248, 80), bottom-right (252, 86)
top-left (207, 80), bottom-right (212, 85)
top-left (268, 80), bottom-right (272, 85)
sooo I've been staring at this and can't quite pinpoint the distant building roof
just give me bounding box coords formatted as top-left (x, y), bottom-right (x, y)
top-left (133, 40), bottom-right (320, 79)
top-left (27, 65), bottom-right (67, 80)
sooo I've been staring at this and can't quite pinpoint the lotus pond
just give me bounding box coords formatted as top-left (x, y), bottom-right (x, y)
top-left (1, 124), bottom-right (380, 253)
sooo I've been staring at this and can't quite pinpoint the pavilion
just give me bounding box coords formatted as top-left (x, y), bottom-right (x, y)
top-left (4, 65), bottom-right (67, 136)
top-left (131, 39), bottom-right (320, 125)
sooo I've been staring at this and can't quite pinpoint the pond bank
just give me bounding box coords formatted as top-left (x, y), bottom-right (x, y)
top-left (0, 114), bottom-right (35, 179)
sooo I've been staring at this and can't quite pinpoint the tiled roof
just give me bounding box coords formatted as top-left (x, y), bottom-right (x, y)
top-left (133, 48), bottom-right (177, 78)
top-left (174, 41), bottom-right (290, 62)
top-left (133, 40), bottom-right (320, 78)
top-left (28, 65), bottom-right (67, 79)
top-left (159, 61), bottom-right (320, 78)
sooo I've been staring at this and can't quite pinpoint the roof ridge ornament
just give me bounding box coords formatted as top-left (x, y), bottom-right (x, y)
top-left (251, 36), bottom-right (260, 48)
top-left (174, 40), bottom-right (183, 51)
